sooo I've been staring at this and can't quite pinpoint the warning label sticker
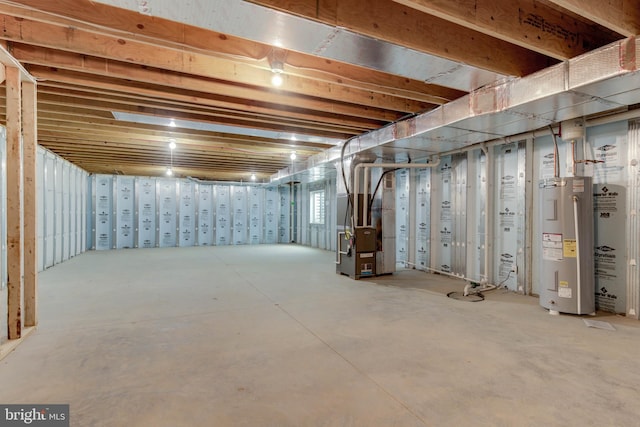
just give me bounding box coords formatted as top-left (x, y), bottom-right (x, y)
top-left (563, 239), bottom-right (577, 258)
top-left (542, 233), bottom-right (563, 261)
top-left (558, 287), bottom-right (572, 298)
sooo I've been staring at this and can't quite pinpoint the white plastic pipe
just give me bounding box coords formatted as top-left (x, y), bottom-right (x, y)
top-left (335, 231), bottom-right (348, 264)
top-left (572, 195), bottom-right (582, 315)
top-left (353, 159), bottom-right (441, 228)
top-left (481, 145), bottom-right (491, 284)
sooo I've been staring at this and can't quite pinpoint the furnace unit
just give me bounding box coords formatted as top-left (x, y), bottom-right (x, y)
top-left (336, 194), bottom-right (377, 279)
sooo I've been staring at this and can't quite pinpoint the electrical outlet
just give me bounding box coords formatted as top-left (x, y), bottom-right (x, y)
top-left (511, 265), bottom-right (517, 273)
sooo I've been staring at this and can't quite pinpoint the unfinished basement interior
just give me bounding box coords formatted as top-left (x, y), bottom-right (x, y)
top-left (1, 0), bottom-right (640, 425)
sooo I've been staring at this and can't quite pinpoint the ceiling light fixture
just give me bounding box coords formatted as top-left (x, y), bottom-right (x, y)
top-left (251, 173), bottom-right (256, 181)
top-left (290, 151), bottom-right (297, 161)
top-left (166, 138), bottom-right (175, 177)
top-left (271, 72), bottom-right (283, 87)
top-left (169, 119), bottom-right (177, 127)
top-left (269, 48), bottom-right (286, 87)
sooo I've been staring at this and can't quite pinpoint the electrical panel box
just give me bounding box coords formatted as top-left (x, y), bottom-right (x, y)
top-left (539, 177), bottom-right (595, 315)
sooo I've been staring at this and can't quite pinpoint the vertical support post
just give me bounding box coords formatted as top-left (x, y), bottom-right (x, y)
top-left (6, 66), bottom-right (23, 339)
top-left (407, 168), bottom-right (416, 268)
top-left (23, 80), bottom-right (37, 327)
top-left (627, 120), bottom-right (640, 319)
top-left (524, 137), bottom-right (535, 295)
top-left (484, 146), bottom-right (495, 284)
top-left (465, 150), bottom-right (479, 278)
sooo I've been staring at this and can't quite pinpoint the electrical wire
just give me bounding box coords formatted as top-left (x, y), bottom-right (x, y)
top-left (447, 269), bottom-right (514, 302)
top-left (366, 157), bottom-right (412, 223)
top-left (496, 269), bottom-right (513, 289)
top-left (340, 137), bottom-right (356, 231)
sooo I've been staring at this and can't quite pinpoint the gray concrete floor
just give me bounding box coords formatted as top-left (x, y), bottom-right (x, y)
top-left (1, 245), bottom-right (640, 426)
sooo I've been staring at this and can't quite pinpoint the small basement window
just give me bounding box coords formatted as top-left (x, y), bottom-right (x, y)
top-left (310, 189), bottom-right (325, 224)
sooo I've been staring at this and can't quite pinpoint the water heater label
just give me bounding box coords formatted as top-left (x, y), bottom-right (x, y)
top-left (563, 239), bottom-right (577, 257)
top-left (542, 233), bottom-right (563, 261)
top-left (558, 287), bottom-right (572, 298)
top-left (572, 179), bottom-right (585, 193)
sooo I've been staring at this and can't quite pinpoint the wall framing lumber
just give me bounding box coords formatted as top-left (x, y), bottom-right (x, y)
top-left (5, 65), bottom-right (23, 340)
top-left (22, 80), bottom-right (37, 328)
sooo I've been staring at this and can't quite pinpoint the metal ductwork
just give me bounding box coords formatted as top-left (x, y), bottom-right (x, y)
top-left (272, 37), bottom-right (640, 183)
top-left (91, 0), bottom-right (503, 92)
top-left (85, 1), bottom-right (640, 184)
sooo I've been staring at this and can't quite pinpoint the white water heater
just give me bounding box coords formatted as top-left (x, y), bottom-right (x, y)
top-left (539, 177), bottom-right (595, 315)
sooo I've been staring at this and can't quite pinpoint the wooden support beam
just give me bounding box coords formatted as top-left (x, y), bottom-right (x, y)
top-left (3, 0), bottom-right (463, 103)
top-left (392, 0), bottom-right (622, 60)
top-left (247, 0), bottom-right (555, 76)
top-left (5, 66), bottom-right (22, 340)
top-left (546, 0), bottom-right (640, 38)
top-left (11, 46), bottom-right (418, 121)
top-left (22, 80), bottom-right (37, 328)
top-left (0, 14), bottom-right (430, 113)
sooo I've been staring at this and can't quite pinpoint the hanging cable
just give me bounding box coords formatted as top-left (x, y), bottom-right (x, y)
top-left (340, 137), bottom-right (356, 231)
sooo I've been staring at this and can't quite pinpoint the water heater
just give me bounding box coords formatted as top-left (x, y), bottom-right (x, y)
top-left (539, 177), bottom-right (595, 315)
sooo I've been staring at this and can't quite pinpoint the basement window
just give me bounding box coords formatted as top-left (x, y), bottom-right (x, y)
top-left (310, 189), bottom-right (325, 225)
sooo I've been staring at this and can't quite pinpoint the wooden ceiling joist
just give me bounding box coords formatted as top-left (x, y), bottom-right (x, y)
top-left (544, 0), bottom-right (640, 37)
top-left (0, 0), bottom-right (629, 181)
top-left (18, 56), bottom-right (408, 122)
top-left (246, 0), bottom-right (556, 76)
top-left (392, 0), bottom-right (623, 60)
top-left (3, 0), bottom-right (464, 103)
top-left (0, 14), bottom-right (432, 113)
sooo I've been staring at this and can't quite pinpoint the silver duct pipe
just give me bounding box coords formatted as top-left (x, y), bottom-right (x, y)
top-left (186, 176), bottom-right (268, 186)
top-left (91, 0), bottom-right (502, 92)
top-left (273, 37), bottom-right (640, 182)
top-left (352, 159), bottom-right (441, 228)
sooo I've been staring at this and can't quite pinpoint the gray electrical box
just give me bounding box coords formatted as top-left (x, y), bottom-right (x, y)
top-left (538, 177), bottom-right (595, 315)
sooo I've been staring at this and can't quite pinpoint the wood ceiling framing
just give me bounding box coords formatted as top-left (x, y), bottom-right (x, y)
top-left (0, 0), bottom-right (635, 181)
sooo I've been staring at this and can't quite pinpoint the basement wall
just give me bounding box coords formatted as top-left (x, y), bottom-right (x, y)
top-left (87, 175), bottom-right (292, 249)
top-left (5, 119), bottom-right (632, 327)
top-left (390, 119), bottom-right (632, 315)
top-left (37, 147), bottom-right (89, 272)
top-left (2, 145), bottom-right (88, 344)
top-left (294, 175), bottom-right (338, 251)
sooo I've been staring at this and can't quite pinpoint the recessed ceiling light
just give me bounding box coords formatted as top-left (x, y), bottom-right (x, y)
top-left (271, 72), bottom-right (283, 87)
top-left (290, 151), bottom-right (296, 160)
top-left (166, 167), bottom-right (173, 176)
top-left (169, 139), bottom-right (177, 150)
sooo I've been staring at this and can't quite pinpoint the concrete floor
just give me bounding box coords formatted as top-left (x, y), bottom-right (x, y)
top-left (1, 245), bottom-right (640, 426)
